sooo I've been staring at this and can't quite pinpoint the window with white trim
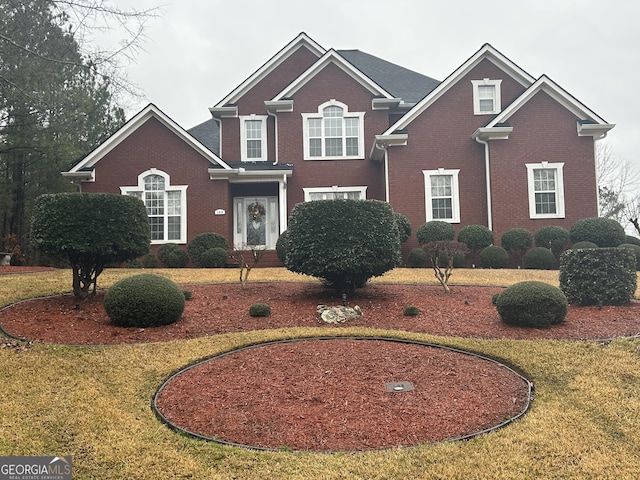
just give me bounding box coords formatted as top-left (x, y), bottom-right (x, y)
top-left (303, 186), bottom-right (367, 201)
top-left (120, 169), bottom-right (187, 244)
top-left (302, 100), bottom-right (364, 160)
top-left (472, 79), bottom-right (502, 114)
top-left (423, 169), bottom-right (460, 223)
top-left (240, 115), bottom-right (267, 161)
top-left (526, 162), bottom-right (565, 219)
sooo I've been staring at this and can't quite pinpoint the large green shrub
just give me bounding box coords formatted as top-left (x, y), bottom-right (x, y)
top-left (199, 247), bottom-right (228, 268)
top-left (104, 274), bottom-right (185, 327)
top-left (496, 281), bottom-right (567, 328)
top-left (285, 199), bottom-right (401, 293)
top-left (501, 228), bottom-right (532, 267)
top-left (479, 245), bottom-right (509, 269)
top-left (394, 212), bottom-right (412, 244)
top-left (187, 233), bottom-right (228, 267)
top-left (523, 247), bottom-right (556, 270)
top-left (30, 193), bottom-right (150, 298)
top-left (416, 221), bottom-right (455, 245)
top-left (534, 225), bottom-right (570, 257)
top-left (559, 248), bottom-right (636, 306)
top-left (569, 217), bottom-right (625, 247)
top-left (407, 247), bottom-right (427, 268)
top-left (157, 243), bottom-right (189, 268)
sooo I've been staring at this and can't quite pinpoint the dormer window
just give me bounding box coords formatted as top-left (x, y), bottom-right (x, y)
top-left (240, 115), bottom-right (268, 161)
top-left (302, 100), bottom-right (365, 160)
top-left (472, 79), bottom-right (502, 115)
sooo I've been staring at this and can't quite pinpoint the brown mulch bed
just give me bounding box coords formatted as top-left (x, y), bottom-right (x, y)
top-left (2, 281), bottom-right (638, 452)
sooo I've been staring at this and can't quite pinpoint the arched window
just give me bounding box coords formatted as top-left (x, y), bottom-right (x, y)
top-left (120, 169), bottom-right (187, 243)
top-left (302, 100), bottom-right (364, 160)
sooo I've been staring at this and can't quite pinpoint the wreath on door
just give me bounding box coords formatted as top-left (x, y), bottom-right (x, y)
top-left (247, 201), bottom-right (266, 221)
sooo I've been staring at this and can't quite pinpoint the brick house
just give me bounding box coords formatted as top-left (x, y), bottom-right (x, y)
top-left (63, 33), bottom-right (614, 265)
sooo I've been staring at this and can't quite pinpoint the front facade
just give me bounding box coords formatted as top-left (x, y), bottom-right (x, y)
top-left (64, 33), bottom-right (614, 264)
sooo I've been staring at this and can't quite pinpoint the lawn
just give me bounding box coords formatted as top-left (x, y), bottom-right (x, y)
top-left (1, 268), bottom-right (640, 479)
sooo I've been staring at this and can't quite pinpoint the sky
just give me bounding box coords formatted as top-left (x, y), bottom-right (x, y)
top-left (109, 0), bottom-right (639, 169)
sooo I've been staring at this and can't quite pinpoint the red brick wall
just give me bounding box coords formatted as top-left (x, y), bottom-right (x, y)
top-left (82, 117), bottom-right (231, 245)
top-left (489, 90), bottom-right (598, 242)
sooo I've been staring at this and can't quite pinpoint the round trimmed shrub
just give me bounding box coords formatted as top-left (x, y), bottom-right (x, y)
top-left (524, 247), bottom-right (556, 270)
top-left (157, 243), bottom-right (189, 268)
top-left (569, 217), bottom-right (625, 247)
top-left (457, 224), bottom-right (493, 252)
top-left (394, 212), bottom-right (412, 244)
top-left (188, 233), bottom-right (228, 267)
top-left (534, 226), bottom-right (570, 257)
top-left (403, 305), bottom-right (420, 316)
top-left (479, 245), bottom-right (509, 269)
top-left (491, 292), bottom-right (501, 305)
top-left (625, 235), bottom-right (640, 247)
top-left (570, 241), bottom-right (598, 250)
top-left (104, 274), bottom-right (186, 327)
top-left (199, 247), bottom-right (228, 268)
top-left (142, 253), bottom-right (158, 268)
top-left (501, 228), bottom-right (532, 267)
top-left (407, 247), bottom-right (427, 268)
top-left (618, 243), bottom-right (640, 270)
top-left (496, 281), bottom-right (567, 328)
top-left (437, 249), bottom-right (465, 268)
top-left (416, 221), bottom-right (455, 245)
top-left (249, 303), bottom-right (271, 317)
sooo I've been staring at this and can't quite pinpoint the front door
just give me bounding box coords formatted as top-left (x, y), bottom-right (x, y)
top-left (233, 197), bottom-right (279, 249)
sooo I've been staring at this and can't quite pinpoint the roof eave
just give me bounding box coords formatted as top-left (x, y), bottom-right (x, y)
top-left (472, 126), bottom-right (514, 141)
top-left (370, 133), bottom-right (409, 161)
top-left (209, 106), bottom-right (238, 119)
top-left (577, 122), bottom-right (615, 139)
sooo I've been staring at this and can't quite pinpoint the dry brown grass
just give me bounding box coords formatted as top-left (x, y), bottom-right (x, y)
top-left (1, 268), bottom-right (640, 479)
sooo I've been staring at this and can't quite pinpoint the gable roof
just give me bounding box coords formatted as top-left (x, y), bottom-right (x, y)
top-left (337, 49), bottom-right (440, 105)
top-left (64, 104), bottom-right (231, 180)
top-left (213, 32), bottom-right (325, 108)
top-left (188, 118), bottom-right (219, 155)
top-left (383, 43), bottom-right (536, 135)
top-left (271, 49), bottom-right (396, 101)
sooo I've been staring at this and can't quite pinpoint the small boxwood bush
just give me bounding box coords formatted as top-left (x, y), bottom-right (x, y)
top-left (496, 281), bottom-right (567, 328)
top-left (157, 243), bottom-right (189, 268)
top-left (570, 241), bottom-right (598, 250)
top-left (407, 247), bottom-right (427, 268)
top-left (491, 292), bottom-right (501, 305)
top-left (394, 212), bottom-right (412, 244)
top-left (416, 221), bottom-right (455, 245)
top-left (275, 230), bottom-right (289, 263)
top-left (625, 235), bottom-right (640, 246)
top-left (199, 247), bottom-right (228, 268)
top-left (249, 302), bottom-right (271, 317)
top-left (457, 224), bottom-right (493, 252)
top-left (438, 249), bottom-right (465, 268)
top-left (569, 217), bottom-right (625, 247)
top-left (104, 274), bottom-right (186, 327)
top-left (524, 247), bottom-right (556, 270)
top-left (534, 225), bottom-right (570, 257)
top-left (501, 228), bottom-right (533, 267)
top-left (479, 245), bottom-right (509, 269)
top-left (142, 253), bottom-right (158, 268)
top-left (188, 233), bottom-right (228, 267)
top-left (559, 248), bottom-right (637, 306)
top-left (403, 305), bottom-right (420, 316)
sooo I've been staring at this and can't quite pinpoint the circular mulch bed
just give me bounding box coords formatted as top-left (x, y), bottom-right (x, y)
top-left (2, 281), bottom-right (638, 452)
top-left (153, 337), bottom-right (532, 452)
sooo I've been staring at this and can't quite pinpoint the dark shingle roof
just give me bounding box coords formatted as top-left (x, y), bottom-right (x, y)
top-left (188, 118), bottom-right (219, 155)
top-left (338, 49), bottom-right (441, 104)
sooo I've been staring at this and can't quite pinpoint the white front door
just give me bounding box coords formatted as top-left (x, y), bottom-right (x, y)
top-left (233, 197), bottom-right (279, 249)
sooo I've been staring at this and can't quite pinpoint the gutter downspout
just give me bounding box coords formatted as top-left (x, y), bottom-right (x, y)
top-left (373, 141), bottom-right (391, 203)
top-left (474, 137), bottom-right (493, 231)
top-left (594, 131), bottom-right (608, 217)
top-left (267, 110), bottom-right (278, 165)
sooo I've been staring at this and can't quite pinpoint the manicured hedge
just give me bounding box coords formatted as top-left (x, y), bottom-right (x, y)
top-left (496, 281), bottom-right (567, 328)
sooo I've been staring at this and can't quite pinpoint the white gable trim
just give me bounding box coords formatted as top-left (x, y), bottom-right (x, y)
top-left (383, 44), bottom-right (535, 134)
top-left (485, 75), bottom-right (613, 129)
top-left (272, 49), bottom-right (395, 101)
top-left (65, 104), bottom-right (232, 176)
top-left (213, 33), bottom-right (325, 108)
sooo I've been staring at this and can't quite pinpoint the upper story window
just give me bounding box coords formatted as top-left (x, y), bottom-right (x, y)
top-left (472, 79), bottom-right (502, 115)
top-left (240, 115), bottom-right (268, 161)
top-left (303, 185), bottom-right (367, 201)
top-left (302, 100), bottom-right (365, 160)
top-left (120, 168), bottom-right (187, 244)
top-left (423, 168), bottom-right (461, 223)
top-left (526, 162), bottom-right (565, 219)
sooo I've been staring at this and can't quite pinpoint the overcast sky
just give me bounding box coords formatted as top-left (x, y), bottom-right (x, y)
top-left (113, 0), bottom-right (639, 169)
